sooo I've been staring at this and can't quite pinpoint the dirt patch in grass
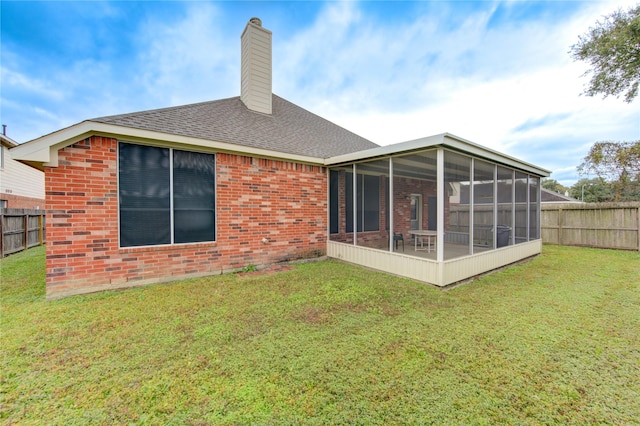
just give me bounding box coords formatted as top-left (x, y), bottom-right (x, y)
top-left (236, 264), bottom-right (295, 277)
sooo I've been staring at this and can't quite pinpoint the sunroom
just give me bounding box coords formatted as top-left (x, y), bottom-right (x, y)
top-left (325, 133), bottom-right (550, 287)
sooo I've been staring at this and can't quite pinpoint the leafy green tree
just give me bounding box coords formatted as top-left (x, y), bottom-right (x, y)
top-left (569, 178), bottom-right (614, 202)
top-left (620, 176), bottom-right (640, 200)
top-left (570, 4), bottom-right (640, 102)
top-left (541, 178), bottom-right (567, 194)
top-left (578, 140), bottom-right (640, 201)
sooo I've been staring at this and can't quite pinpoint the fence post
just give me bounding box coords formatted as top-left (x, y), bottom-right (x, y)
top-left (558, 207), bottom-right (563, 246)
top-left (0, 211), bottom-right (4, 258)
top-left (39, 214), bottom-right (44, 246)
top-left (637, 207), bottom-right (640, 252)
top-left (23, 214), bottom-right (29, 252)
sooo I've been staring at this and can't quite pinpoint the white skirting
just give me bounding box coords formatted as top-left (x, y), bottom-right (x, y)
top-left (327, 240), bottom-right (542, 286)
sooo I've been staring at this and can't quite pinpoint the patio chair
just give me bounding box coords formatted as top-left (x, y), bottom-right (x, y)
top-left (393, 232), bottom-right (404, 251)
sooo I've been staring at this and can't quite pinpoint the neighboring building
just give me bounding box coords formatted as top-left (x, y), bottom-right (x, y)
top-left (1, 128), bottom-right (45, 209)
top-left (541, 188), bottom-right (581, 203)
top-left (11, 18), bottom-right (549, 299)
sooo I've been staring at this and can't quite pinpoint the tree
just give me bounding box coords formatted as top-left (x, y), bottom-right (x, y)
top-left (541, 178), bottom-right (567, 194)
top-left (577, 140), bottom-right (640, 201)
top-left (569, 178), bottom-right (614, 202)
top-left (570, 4), bottom-right (640, 103)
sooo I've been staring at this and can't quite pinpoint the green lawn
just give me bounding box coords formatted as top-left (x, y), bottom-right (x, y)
top-left (1, 245), bottom-right (639, 425)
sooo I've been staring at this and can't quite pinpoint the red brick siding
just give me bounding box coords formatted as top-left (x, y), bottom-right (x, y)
top-left (392, 177), bottom-right (437, 237)
top-left (0, 193), bottom-right (45, 209)
top-left (45, 136), bottom-right (327, 299)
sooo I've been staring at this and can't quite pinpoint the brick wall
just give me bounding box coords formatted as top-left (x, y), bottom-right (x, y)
top-left (328, 170), bottom-right (440, 249)
top-left (392, 177), bottom-right (437, 237)
top-left (45, 136), bottom-right (327, 299)
top-left (0, 193), bottom-right (45, 210)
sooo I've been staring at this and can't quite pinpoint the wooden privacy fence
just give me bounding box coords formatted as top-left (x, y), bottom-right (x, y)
top-left (0, 209), bottom-right (46, 257)
top-left (541, 202), bottom-right (640, 251)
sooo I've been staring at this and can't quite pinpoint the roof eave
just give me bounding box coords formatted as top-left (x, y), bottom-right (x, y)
top-left (324, 133), bottom-right (445, 165)
top-left (1, 134), bottom-right (19, 148)
top-left (324, 132), bottom-right (551, 177)
top-left (9, 121), bottom-right (327, 166)
top-left (442, 133), bottom-right (551, 177)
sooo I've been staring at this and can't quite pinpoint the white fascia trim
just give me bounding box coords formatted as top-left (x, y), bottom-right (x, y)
top-left (324, 132), bottom-right (550, 177)
top-left (325, 133), bottom-right (445, 165)
top-left (9, 122), bottom-right (96, 163)
top-left (10, 121), bottom-right (326, 166)
top-left (441, 133), bottom-right (551, 177)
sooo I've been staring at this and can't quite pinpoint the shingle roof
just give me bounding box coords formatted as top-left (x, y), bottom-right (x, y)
top-left (91, 94), bottom-right (378, 158)
top-left (541, 188), bottom-right (580, 203)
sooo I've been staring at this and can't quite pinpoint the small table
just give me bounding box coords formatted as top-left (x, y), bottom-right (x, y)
top-left (409, 230), bottom-right (437, 253)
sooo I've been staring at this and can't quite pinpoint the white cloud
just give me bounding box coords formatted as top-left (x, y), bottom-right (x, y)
top-left (4, 0), bottom-right (637, 187)
top-left (272, 0), bottom-right (638, 187)
top-left (0, 66), bottom-right (65, 101)
top-left (136, 3), bottom-right (239, 107)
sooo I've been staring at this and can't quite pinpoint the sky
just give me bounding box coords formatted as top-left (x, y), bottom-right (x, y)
top-left (1, 0), bottom-right (638, 187)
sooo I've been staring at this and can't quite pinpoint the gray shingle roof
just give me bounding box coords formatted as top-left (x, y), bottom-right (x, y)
top-left (91, 94), bottom-right (378, 158)
top-left (541, 188), bottom-right (580, 203)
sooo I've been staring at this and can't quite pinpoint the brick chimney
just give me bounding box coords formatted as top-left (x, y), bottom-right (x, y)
top-left (241, 17), bottom-right (272, 115)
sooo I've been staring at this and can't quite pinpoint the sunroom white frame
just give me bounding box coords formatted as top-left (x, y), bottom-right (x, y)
top-left (325, 133), bottom-right (550, 287)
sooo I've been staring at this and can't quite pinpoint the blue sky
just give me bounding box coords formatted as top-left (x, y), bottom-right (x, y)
top-left (1, 0), bottom-right (638, 186)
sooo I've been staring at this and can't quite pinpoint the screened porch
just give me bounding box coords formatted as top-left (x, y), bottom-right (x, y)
top-left (326, 135), bottom-right (547, 287)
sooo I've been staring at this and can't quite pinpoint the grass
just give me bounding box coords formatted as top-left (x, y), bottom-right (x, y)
top-left (1, 245), bottom-right (639, 425)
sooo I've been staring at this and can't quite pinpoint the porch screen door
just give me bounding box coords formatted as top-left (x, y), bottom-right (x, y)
top-left (410, 194), bottom-right (422, 230)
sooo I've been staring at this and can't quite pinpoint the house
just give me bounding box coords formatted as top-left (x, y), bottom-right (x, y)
top-left (541, 187), bottom-right (581, 203)
top-left (1, 127), bottom-right (45, 210)
top-left (10, 18), bottom-right (549, 299)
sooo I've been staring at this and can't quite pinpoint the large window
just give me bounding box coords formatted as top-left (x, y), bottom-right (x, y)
top-left (118, 142), bottom-right (216, 247)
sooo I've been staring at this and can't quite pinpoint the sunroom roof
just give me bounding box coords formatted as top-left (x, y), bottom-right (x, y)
top-left (324, 133), bottom-right (550, 177)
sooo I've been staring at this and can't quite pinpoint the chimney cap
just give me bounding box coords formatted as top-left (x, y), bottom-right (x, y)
top-left (249, 17), bottom-right (262, 26)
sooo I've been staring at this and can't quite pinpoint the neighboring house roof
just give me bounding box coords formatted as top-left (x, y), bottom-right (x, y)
top-left (2, 131), bottom-right (43, 172)
top-left (91, 94), bottom-right (377, 159)
top-left (1, 132), bottom-right (18, 148)
top-left (541, 187), bottom-right (580, 203)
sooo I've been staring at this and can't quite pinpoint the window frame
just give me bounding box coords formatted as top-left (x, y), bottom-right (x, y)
top-left (117, 141), bottom-right (217, 248)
